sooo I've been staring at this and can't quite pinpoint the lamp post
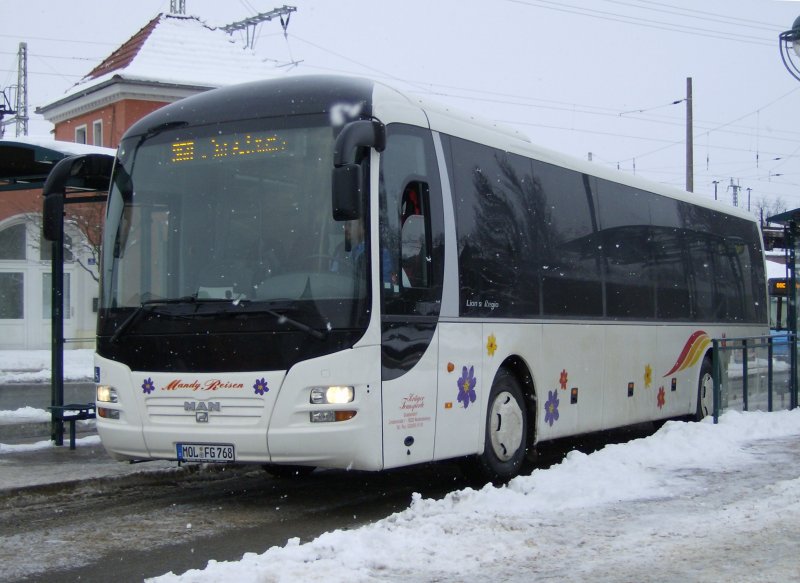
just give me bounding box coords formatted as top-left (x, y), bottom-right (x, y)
top-left (779, 15), bottom-right (800, 81)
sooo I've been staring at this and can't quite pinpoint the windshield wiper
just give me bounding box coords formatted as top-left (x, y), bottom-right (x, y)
top-left (110, 295), bottom-right (200, 343)
top-left (264, 308), bottom-right (328, 341)
top-left (217, 301), bottom-right (329, 341)
top-left (111, 297), bottom-right (330, 343)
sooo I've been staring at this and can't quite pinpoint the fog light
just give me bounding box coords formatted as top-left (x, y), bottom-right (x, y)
top-left (309, 386), bottom-right (354, 404)
top-left (97, 385), bottom-right (118, 403)
top-left (310, 410), bottom-right (335, 423)
top-left (309, 410), bottom-right (357, 423)
top-left (98, 407), bottom-right (120, 420)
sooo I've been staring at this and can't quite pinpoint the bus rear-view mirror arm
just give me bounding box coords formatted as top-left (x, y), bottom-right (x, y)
top-left (42, 153), bottom-right (114, 241)
top-left (332, 120), bottom-right (385, 221)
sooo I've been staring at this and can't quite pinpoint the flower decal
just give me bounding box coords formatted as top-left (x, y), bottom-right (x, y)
top-left (457, 366), bottom-right (477, 409)
top-left (559, 369), bottom-right (568, 390)
top-left (486, 334), bottom-right (498, 357)
top-left (544, 390), bottom-right (560, 426)
top-left (253, 378), bottom-right (269, 396)
top-left (657, 386), bottom-right (666, 409)
top-left (644, 364), bottom-right (653, 388)
top-left (142, 377), bottom-right (155, 395)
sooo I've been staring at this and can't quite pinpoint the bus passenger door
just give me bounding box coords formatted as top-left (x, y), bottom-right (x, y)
top-left (378, 124), bottom-right (445, 469)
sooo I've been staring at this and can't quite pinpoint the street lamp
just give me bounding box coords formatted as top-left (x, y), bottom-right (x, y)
top-left (779, 15), bottom-right (800, 81)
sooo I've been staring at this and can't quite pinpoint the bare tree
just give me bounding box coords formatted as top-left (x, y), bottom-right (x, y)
top-left (754, 196), bottom-right (789, 227)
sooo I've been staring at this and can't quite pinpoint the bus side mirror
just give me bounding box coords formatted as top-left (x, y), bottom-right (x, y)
top-left (332, 164), bottom-right (362, 221)
top-left (42, 153), bottom-right (114, 241)
top-left (331, 119), bottom-right (385, 221)
top-left (42, 192), bottom-right (64, 242)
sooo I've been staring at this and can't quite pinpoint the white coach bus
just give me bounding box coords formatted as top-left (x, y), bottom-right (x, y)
top-left (74, 76), bottom-right (766, 481)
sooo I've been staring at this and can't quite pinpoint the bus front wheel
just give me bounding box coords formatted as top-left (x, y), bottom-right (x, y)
top-left (474, 370), bottom-right (529, 483)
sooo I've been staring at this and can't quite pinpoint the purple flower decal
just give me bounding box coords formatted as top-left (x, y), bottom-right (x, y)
top-left (456, 365), bottom-right (477, 409)
top-left (544, 390), bottom-right (560, 426)
top-left (253, 377), bottom-right (269, 396)
top-left (142, 377), bottom-right (155, 395)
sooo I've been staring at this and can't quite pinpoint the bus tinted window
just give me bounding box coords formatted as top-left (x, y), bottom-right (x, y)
top-left (595, 181), bottom-right (656, 319)
top-left (445, 136), bottom-right (765, 324)
top-left (534, 161), bottom-right (603, 317)
top-left (449, 138), bottom-right (543, 317)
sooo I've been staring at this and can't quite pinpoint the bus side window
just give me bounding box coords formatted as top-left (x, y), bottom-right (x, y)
top-left (400, 182), bottom-right (430, 289)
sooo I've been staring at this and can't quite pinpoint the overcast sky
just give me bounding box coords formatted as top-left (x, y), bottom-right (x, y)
top-left (2, 0), bottom-right (800, 212)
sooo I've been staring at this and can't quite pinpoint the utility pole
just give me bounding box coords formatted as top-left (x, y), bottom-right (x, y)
top-left (686, 77), bottom-right (693, 192)
top-left (727, 178), bottom-right (740, 207)
top-left (712, 179), bottom-right (719, 201)
top-left (15, 42), bottom-right (28, 137)
top-left (746, 187), bottom-right (752, 212)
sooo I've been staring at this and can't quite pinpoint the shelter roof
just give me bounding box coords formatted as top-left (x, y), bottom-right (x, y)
top-left (0, 138), bottom-right (113, 192)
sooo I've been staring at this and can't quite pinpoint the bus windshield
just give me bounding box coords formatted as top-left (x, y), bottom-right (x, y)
top-left (101, 115), bottom-right (369, 330)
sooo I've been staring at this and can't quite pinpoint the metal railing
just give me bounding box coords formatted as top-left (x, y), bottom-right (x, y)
top-left (711, 333), bottom-right (798, 423)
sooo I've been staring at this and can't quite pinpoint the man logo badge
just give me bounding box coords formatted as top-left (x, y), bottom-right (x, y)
top-left (184, 401), bottom-right (221, 423)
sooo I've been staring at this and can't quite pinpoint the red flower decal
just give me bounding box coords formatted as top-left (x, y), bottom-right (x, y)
top-left (657, 386), bottom-right (666, 409)
top-left (559, 369), bottom-right (568, 390)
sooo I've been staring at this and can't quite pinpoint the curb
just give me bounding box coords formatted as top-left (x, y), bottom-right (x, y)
top-left (0, 420), bottom-right (96, 442)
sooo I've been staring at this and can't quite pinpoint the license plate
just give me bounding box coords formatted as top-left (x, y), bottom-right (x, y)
top-left (176, 443), bottom-right (235, 463)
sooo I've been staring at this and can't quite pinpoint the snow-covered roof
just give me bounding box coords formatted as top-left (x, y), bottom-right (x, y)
top-left (39, 14), bottom-right (277, 113)
top-left (0, 137), bottom-right (115, 192)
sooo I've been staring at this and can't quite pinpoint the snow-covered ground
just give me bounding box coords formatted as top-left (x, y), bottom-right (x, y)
top-left (0, 349), bottom-right (94, 424)
top-left (146, 410), bottom-right (800, 583)
top-left (0, 349), bottom-right (93, 384)
top-left (2, 350), bottom-right (798, 581)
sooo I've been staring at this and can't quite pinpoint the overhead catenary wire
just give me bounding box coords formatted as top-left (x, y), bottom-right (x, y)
top-left (504, 0), bottom-right (777, 47)
top-left (604, 0), bottom-right (784, 33)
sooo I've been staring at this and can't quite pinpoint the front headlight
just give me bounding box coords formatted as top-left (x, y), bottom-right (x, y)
top-left (96, 385), bottom-right (118, 403)
top-left (309, 386), bottom-right (354, 405)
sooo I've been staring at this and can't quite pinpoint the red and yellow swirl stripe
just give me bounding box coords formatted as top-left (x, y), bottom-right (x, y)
top-left (663, 330), bottom-right (710, 377)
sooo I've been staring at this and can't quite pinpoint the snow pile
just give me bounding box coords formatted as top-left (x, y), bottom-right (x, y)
top-left (0, 349), bottom-right (94, 384)
top-left (150, 409), bottom-right (800, 583)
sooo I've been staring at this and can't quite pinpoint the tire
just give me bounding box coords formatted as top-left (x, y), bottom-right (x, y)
top-left (694, 357), bottom-right (714, 421)
top-left (263, 464), bottom-right (315, 479)
top-left (469, 369), bottom-right (530, 484)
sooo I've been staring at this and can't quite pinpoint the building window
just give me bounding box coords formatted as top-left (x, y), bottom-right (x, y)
top-left (39, 231), bottom-right (73, 262)
top-left (0, 272), bottom-right (24, 319)
top-left (42, 272), bottom-right (71, 320)
top-left (93, 120), bottom-right (103, 147)
top-left (75, 125), bottom-right (87, 144)
top-left (0, 223), bottom-right (27, 260)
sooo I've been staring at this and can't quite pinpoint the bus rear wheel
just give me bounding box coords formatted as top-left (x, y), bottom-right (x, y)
top-left (470, 369), bottom-right (529, 484)
top-left (694, 357), bottom-right (714, 421)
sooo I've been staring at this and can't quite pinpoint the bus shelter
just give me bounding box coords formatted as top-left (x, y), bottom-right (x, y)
top-left (0, 139), bottom-right (113, 444)
top-left (767, 207), bottom-right (800, 409)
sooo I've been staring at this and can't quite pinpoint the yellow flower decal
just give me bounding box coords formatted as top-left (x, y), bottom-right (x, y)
top-left (486, 334), bottom-right (497, 357)
top-left (644, 364), bottom-right (653, 388)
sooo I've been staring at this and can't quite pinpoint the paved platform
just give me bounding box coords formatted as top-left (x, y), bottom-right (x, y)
top-left (0, 381), bottom-right (178, 492)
